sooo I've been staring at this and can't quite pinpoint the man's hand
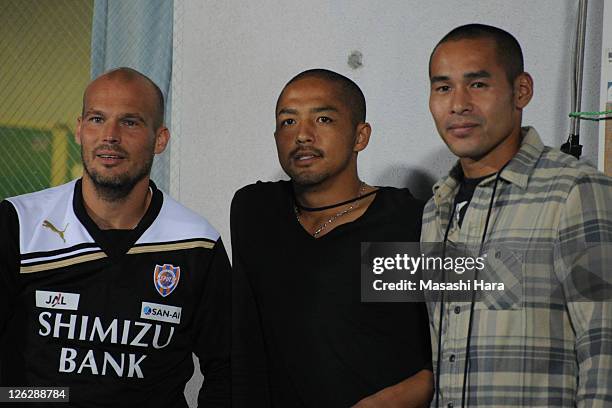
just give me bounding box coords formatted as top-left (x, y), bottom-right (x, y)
top-left (352, 369), bottom-right (433, 408)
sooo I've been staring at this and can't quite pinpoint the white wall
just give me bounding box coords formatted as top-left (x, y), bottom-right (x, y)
top-left (173, 3), bottom-right (604, 401)
top-left (171, 0), bottom-right (604, 253)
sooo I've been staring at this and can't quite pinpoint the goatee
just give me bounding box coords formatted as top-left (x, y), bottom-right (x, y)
top-left (81, 149), bottom-right (153, 202)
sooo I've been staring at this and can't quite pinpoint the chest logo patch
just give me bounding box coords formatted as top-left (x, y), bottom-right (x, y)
top-left (153, 264), bottom-right (181, 297)
top-left (141, 302), bottom-right (182, 324)
top-left (35, 290), bottom-right (80, 310)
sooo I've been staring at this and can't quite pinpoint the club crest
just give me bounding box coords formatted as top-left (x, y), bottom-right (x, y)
top-left (153, 264), bottom-right (181, 297)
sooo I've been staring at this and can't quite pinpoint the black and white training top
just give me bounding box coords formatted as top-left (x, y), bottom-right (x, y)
top-left (0, 179), bottom-right (230, 407)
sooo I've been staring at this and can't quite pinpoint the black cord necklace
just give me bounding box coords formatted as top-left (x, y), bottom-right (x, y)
top-left (294, 184), bottom-right (377, 212)
top-left (435, 164), bottom-right (507, 408)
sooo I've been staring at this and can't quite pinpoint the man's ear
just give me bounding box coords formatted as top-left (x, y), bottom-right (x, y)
top-left (154, 127), bottom-right (171, 154)
top-left (75, 117), bottom-right (83, 145)
top-left (514, 72), bottom-right (533, 110)
top-left (353, 122), bottom-right (372, 153)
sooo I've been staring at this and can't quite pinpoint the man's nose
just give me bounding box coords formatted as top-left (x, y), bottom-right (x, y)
top-left (102, 121), bottom-right (121, 144)
top-left (295, 121), bottom-right (315, 144)
top-left (451, 87), bottom-right (473, 114)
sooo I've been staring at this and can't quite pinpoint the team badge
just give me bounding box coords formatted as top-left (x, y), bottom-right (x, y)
top-left (153, 264), bottom-right (181, 297)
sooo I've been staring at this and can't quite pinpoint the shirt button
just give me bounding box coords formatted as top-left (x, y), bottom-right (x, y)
top-left (454, 306), bottom-right (461, 314)
top-left (449, 354), bottom-right (455, 362)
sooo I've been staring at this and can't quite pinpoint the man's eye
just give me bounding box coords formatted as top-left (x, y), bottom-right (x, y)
top-left (434, 85), bottom-right (450, 93)
top-left (280, 118), bottom-right (295, 126)
top-left (123, 119), bottom-right (137, 127)
top-left (317, 116), bottom-right (332, 123)
top-left (471, 82), bottom-right (488, 88)
top-left (88, 116), bottom-right (103, 123)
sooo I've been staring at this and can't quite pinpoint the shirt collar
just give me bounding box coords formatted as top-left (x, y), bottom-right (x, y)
top-left (432, 126), bottom-right (545, 207)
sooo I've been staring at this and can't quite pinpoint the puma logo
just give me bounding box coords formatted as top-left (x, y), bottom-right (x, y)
top-left (42, 220), bottom-right (69, 243)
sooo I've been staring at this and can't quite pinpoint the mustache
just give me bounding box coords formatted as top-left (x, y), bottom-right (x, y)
top-left (446, 117), bottom-right (483, 129)
top-left (93, 145), bottom-right (129, 157)
top-left (289, 147), bottom-right (324, 158)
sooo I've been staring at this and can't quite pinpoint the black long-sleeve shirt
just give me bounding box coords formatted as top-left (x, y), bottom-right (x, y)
top-left (0, 179), bottom-right (230, 407)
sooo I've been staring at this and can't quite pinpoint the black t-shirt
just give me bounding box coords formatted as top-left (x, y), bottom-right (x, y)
top-left (453, 174), bottom-right (493, 228)
top-left (231, 181), bottom-right (431, 408)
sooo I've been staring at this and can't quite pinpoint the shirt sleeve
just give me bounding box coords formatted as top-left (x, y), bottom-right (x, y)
top-left (556, 172), bottom-right (612, 407)
top-left (194, 237), bottom-right (231, 407)
top-left (0, 200), bottom-right (20, 383)
top-left (230, 189), bottom-right (271, 407)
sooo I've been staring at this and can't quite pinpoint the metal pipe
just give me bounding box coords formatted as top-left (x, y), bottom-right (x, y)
top-left (570, 0), bottom-right (588, 137)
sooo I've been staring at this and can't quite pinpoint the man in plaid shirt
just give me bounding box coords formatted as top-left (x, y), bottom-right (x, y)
top-left (422, 24), bottom-right (612, 407)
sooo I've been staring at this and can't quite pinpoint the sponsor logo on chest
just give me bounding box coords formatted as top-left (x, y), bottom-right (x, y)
top-left (140, 302), bottom-right (182, 324)
top-left (35, 290), bottom-right (80, 310)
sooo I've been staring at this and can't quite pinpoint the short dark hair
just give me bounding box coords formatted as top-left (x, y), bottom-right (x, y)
top-left (278, 68), bottom-right (366, 125)
top-left (84, 67), bottom-right (165, 129)
top-left (430, 24), bottom-right (524, 85)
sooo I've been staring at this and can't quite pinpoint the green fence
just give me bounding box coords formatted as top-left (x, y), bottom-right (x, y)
top-left (0, 125), bottom-right (81, 199)
top-left (0, 0), bottom-right (93, 201)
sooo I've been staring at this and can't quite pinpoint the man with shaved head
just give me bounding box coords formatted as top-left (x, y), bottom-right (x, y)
top-left (423, 24), bottom-right (612, 408)
top-left (0, 67), bottom-right (231, 406)
top-left (231, 69), bottom-right (432, 407)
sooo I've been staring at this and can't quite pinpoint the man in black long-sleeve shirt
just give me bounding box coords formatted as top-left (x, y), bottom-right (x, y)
top-left (231, 69), bottom-right (432, 407)
top-left (0, 68), bottom-right (230, 407)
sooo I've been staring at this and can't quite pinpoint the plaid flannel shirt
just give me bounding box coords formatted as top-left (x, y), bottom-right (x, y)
top-left (421, 127), bottom-right (612, 407)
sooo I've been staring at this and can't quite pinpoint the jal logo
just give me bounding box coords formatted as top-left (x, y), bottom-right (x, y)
top-left (46, 293), bottom-right (67, 307)
top-left (35, 290), bottom-right (80, 310)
